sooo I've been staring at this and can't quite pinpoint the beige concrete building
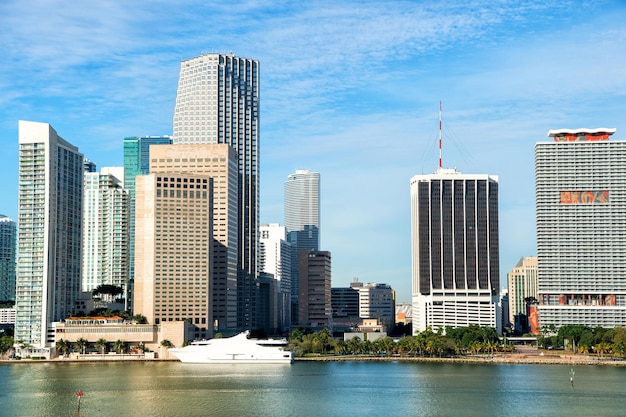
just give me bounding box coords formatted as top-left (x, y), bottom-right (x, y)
top-left (137, 144), bottom-right (239, 335)
top-left (134, 172), bottom-right (213, 340)
top-left (55, 317), bottom-right (194, 358)
top-left (508, 256), bottom-right (538, 332)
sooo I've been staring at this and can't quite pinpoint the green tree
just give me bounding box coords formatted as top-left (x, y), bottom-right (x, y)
top-left (160, 339), bottom-right (174, 348)
top-left (113, 339), bottom-right (125, 354)
top-left (0, 335), bottom-right (15, 358)
top-left (314, 328), bottom-right (332, 354)
top-left (348, 336), bottom-right (363, 354)
top-left (74, 338), bottom-right (88, 355)
top-left (54, 339), bottom-right (68, 357)
top-left (130, 314), bottom-right (147, 324)
top-left (95, 338), bottom-right (107, 355)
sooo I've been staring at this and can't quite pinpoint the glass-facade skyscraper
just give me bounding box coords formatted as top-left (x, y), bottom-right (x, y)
top-left (16, 120), bottom-right (83, 352)
top-left (172, 52), bottom-right (259, 330)
top-left (0, 214), bottom-right (16, 303)
top-left (285, 169), bottom-right (320, 325)
top-left (535, 128), bottom-right (626, 330)
top-left (410, 168), bottom-right (500, 334)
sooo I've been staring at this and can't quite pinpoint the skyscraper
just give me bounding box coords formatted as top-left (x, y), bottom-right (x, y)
top-left (507, 256), bottom-right (538, 333)
top-left (410, 168), bottom-right (500, 334)
top-left (173, 53), bottom-right (259, 329)
top-left (82, 167), bottom-right (130, 301)
top-left (16, 121), bottom-right (83, 351)
top-left (259, 223), bottom-right (292, 331)
top-left (285, 169), bottom-right (320, 325)
top-left (134, 172), bottom-right (213, 339)
top-left (123, 136), bottom-right (172, 297)
top-left (0, 215), bottom-right (16, 303)
top-left (535, 128), bottom-right (626, 329)
top-left (146, 144), bottom-right (239, 332)
top-left (298, 250), bottom-right (331, 329)
top-left (285, 169), bottom-right (320, 250)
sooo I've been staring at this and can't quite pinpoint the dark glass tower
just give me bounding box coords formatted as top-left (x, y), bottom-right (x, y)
top-left (410, 169), bottom-right (500, 333)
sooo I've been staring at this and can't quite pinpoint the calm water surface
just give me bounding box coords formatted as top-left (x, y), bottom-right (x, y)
top-left (1, 360), bottom-right (625, 416)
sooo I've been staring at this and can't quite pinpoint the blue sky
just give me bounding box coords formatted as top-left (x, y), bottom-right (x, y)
top-left (1, 1), bottom-right (625, 303)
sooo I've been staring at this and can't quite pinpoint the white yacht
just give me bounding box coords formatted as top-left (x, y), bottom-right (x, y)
top-left (168, 331), bottom-right (294, 364)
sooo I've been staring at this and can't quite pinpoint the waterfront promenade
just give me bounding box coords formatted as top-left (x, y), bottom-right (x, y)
top-left (3, 349), bottom-right (626, 366)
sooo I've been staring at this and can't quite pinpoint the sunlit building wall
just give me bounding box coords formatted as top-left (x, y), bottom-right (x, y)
top-left (16, 120), bottom-right (83, 349)
top-left (82, 167), bottom-right (130, 301)
top-left (285, 169), bottom-right (320, 325)
top-left (148, 144), bottom-right (239, 332)
top-left (173, 53), bottom-right (259, 330)
top-left (535, 128), bottom-right (626, 329)
top-left (123, 135), bottom-right (172, 313)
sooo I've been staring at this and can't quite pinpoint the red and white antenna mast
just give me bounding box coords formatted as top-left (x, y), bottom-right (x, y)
top-left (438, 100), bottom-right (443, 170)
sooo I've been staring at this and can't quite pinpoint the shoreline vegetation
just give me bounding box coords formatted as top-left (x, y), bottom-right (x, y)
top-left (2, 351), bottom-right (626, 366)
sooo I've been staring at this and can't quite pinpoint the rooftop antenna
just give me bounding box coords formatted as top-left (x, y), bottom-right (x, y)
top-left (439, 100), bottom-right (443, 171)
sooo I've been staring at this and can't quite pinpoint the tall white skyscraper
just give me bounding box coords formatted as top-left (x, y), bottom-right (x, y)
top-left (16, 121), bottom-right (83, 352)
top-left (82, 167), bottom-right (130, 299)
top-left (285, 169), bottom-right (320, 250)
top-left (535, 128), bottom-right (626, 329)
top-left (285, 169), bottom-right (320, 325)
top-left (173, 52), bottom-right (259, 329)
top-left (410, 168), bottom-right (500, 334)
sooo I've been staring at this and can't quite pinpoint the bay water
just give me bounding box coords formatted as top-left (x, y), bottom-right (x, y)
top-left (1, 360), bottom-right (625, 416)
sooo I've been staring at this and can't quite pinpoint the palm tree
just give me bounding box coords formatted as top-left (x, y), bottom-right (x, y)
top-left (55, 339), bottom-right (69, 358)
top-left (74, 338), bottom-right (88, 355)
top-left (95, 338), bottom-right (107, 356)
top-left (113, 339), bottom-right (125, 354)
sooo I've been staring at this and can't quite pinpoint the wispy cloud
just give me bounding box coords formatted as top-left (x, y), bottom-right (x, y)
top-left (1, 0), bottom-right (625, 300)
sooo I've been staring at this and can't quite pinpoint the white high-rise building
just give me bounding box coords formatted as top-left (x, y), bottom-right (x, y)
top-left (285, 169), bottom-right (320, 250)
top-left (535, 128), bottom-right (626, 329)
top-left (285, 169), bottom-right (320, 325)
top-left (260, 224), bottom-right (292, 330)
top-left (410, 168), bottom-right (500, 334)
top-left (16, 121), bottom-right (83, 353)
top-left (82, 167), bottom-right (130, 300)
top-left (173, 52), bottom-right (259, 329)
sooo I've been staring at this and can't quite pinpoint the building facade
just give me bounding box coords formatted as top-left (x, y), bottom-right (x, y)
top-left (259, 223), bottom-right (292, 331)
top-left (16, 121), bottom-right (84, 350)
top-left (297, 250), bottom-right (331, 329)
top-left (134, 172), bottom-right (213, 340)
top-left (145, 144), bottom-right (239, 333)
top-left (356, 283), bottom-right (395, 333)
top-left (172, 52), bottom-right (260, 330)
top-left (507, 256), bottom-right (538, 333)
top-left (123, 135), bottom-right (172, 310)
top-left (535, 128), bottom-right (626, 329)
top-left (410, 168), bottom-right (500, 334)
top-left (82, 167), bottom-right (130, 302)
top-left (0, 215), bottom-right (16, 303)
top-left (285, 169), bottom-right (320, 325)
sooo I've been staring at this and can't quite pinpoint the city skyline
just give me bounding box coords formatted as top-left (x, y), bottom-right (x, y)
top-left (2, 1), bottom-right (626, 303)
